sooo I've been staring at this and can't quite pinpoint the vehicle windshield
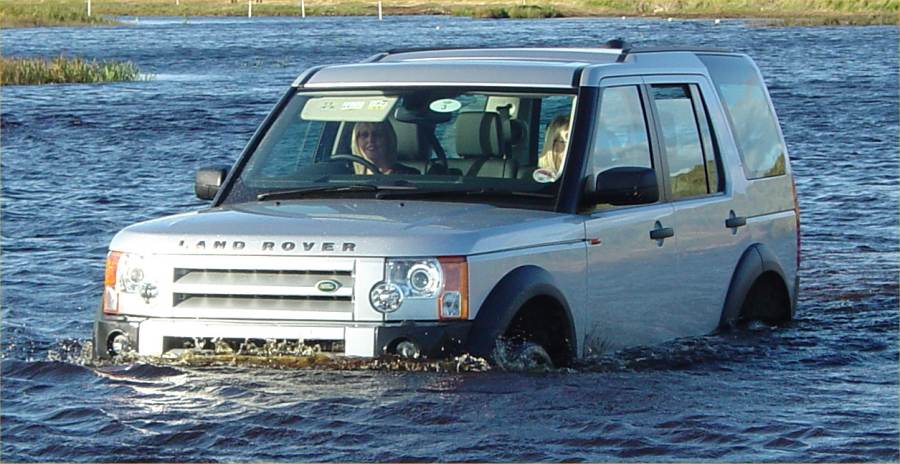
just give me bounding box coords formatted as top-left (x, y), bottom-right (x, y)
top-left (221, 88), bottom-right (577, 210)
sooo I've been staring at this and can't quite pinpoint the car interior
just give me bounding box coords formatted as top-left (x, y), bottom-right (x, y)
top-left (321, 94), bottom-right (562, 181)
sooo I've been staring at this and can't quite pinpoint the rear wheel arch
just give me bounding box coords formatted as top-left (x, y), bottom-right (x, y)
top-left (719, 244), bottom-right (794, 329)
top-left (466, 265), bottom-right (576, 366)
top-left (741, 270), bottom-right (792, 324)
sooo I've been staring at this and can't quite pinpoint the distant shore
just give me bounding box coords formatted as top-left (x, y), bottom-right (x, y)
top-left (2, 0), bottom-right (897, 28)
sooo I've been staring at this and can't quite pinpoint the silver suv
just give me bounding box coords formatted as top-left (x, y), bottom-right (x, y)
top-left (94, 41), bottom-right (800, 367)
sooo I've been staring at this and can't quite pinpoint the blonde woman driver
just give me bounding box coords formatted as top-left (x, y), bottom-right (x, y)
top-left (350, 121), bottom-right (418, 175)
top-left (535, 115), bottom-right (570, 181)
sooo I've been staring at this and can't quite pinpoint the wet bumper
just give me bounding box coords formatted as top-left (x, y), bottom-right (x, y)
top-left (93, 317), bottom-right (471, 360)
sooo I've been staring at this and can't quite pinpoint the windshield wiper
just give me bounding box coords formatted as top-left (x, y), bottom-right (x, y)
top-left (374, 188), bottom-right (554, 200)
top-left (257, 183), bottom-right (418, 201)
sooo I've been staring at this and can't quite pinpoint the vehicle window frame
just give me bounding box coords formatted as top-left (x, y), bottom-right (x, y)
top-left (585, 78), bottom-right (666, 215)
top-left (644, 75), bottom-right (728, 203)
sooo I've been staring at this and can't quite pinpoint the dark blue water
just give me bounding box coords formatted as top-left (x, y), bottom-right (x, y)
top-left (2, 16), bottom-right (898, 462)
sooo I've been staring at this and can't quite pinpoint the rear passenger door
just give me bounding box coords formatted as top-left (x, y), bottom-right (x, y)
top-left (583, 80), bottom-right (680, 353)
top-left (645, 77), bottom-right (752, 334)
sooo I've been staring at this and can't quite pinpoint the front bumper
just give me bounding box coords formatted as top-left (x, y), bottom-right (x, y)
top-left (93, 316), bottom-right (471, 360)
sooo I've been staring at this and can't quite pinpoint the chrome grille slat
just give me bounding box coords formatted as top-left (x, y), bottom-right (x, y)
top-left (172, 266), bottom-right (354, 313)
top-left (173, 295), bottom-right (351, 312)
top-left (172, 283), bottom-right (353, 298)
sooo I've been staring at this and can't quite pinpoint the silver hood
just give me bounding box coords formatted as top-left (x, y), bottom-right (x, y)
top-left (110, 200), bottom-right (586, 257)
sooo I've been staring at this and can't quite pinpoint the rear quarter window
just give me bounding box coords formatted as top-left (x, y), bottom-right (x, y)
top-left (699, 54), bottom-right (786, 179)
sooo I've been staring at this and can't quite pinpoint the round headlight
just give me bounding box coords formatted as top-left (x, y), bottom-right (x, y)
top-left (370, 282), bottom-right (403, 313)
top-left (407, 263), bottom-right (440, 296)
top-left (128, 268), bottom-right (145, 283)
top-left (117, 254), bottom-right (147, 293)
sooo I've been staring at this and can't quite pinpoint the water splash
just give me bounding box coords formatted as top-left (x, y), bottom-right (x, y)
top-left (491, 339), bottom-right (558, 373)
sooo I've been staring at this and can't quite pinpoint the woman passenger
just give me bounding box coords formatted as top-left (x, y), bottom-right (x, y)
top-left (537, 115), bottom-right (571, 180)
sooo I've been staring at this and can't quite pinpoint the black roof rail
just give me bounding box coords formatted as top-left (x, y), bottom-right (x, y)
top-left (374, 41), bottom-right (636, 61)
top-left (629, 46), bottom-right (732, 54)
top-left (362, 52), bottom-right (389, 63)
top-left (365, 46), bottom-right (478, 62)
top-left (599, 38), bottom-right (632, 63)
top-left (606, 41), bottom-right (733, 63)
top-left (362, 42), bottom-right (730, 65)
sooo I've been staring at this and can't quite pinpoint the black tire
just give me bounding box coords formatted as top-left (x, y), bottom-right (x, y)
top-left (492, 339), bottom-right (554, 371)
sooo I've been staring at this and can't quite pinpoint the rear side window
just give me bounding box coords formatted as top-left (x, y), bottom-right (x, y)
top-left (699, 54), bottom-right (786, 178)
top-left (651, 84), bottom-right (723, 199)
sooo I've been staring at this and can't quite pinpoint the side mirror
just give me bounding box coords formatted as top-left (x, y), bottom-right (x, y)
top-left (587, 166), bottom-right (659, 206)
top-left (195, 166), bottom-right (229, 201)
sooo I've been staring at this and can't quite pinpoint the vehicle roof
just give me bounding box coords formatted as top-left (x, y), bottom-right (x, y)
top-left (294, 44), bottom-right (741, 89)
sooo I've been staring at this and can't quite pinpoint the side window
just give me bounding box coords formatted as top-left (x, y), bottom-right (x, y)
top-left (699, 54), bottom-right (786, 178)
top-left (589, 86), bottom-right (652, 176)
top-left (651, 84), bottom-right (716, 199)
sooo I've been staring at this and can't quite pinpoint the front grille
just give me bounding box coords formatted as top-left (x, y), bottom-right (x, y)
top-left (172, 268), bottom-right (354, 313)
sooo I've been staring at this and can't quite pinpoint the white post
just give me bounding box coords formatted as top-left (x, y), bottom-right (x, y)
top-left (248, 0), bottom-right (252, 18)
top-left (377, 1), bottom-right (383, 20)
top-left (86, 0), bottom-right (91, 16)
top-left (176, 0), bottom-right (180, 5)
top-left (301, 0), bottom-right (306, 18)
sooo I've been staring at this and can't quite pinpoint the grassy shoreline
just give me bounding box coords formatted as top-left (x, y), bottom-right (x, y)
top-left (1, 0), bottom-right (897, 27)
top-left (1, 55), bottom-right (145, 85)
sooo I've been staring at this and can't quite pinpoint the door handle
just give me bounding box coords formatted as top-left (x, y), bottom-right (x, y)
top-left (650, 227), bottom-right (674, 240)
top-left (725, 210), bottom-right (747, 229)
top-left (650, 222), bottom-right (674, 241)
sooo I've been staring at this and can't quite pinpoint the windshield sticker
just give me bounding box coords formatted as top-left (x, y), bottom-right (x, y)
top-left (341, 101), bottom-right (366, 110)
top-left (429, 98), bottom-right (462, 113)
top-left (532, 168), bottom-right (558, 183)
top-left (367, 100), bottom-right (390, 110)
top-left (301, 96), bottom-right (398, 122)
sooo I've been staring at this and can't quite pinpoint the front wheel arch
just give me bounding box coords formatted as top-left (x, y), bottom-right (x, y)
top-left (501, 295), bottom-right (575, 367)
top-left (465, 265), bottom-right (576, 365)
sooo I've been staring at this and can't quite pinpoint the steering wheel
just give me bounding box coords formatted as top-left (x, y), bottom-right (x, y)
top-left (332, 154), bottom-right (382, 175)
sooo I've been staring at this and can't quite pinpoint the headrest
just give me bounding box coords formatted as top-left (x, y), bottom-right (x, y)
top-left (455, 112), bottom-right (503, 158)
top-left (390, 119), bottom-right (421, 161)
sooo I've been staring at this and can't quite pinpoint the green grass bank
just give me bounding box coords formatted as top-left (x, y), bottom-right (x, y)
top-left (1, 55), bottom-right (145, 85)
top-left (1, 0), bottom-right (897, 27)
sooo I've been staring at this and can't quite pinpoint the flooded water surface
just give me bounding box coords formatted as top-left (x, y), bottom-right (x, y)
top-left (2, 16), bottom-right (898, 462)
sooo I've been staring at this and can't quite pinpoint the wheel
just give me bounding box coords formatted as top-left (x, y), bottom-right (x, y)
top-left (739, 273), bottom-right (791, 327)
top-left (331, 154), bottom-right (382, 174)
top-left (517, 341), bottom-right (554, 370)
top-left (492, 339), bottom-right (554, 371)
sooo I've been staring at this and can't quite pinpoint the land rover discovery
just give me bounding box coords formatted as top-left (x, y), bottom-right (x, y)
top-left (94, 42), bottom-right (800, 367)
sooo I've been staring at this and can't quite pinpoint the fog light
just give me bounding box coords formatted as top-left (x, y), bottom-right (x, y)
top-left (108, 333), bottom-right (133, 356)
top-left (370, 282), bottom-right (403, 313)
top-left (395, 340), bottom-right (420, 359)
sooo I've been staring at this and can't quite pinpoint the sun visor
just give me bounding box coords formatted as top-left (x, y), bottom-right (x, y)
top-left (300, 96), bottom-right (398, 122)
